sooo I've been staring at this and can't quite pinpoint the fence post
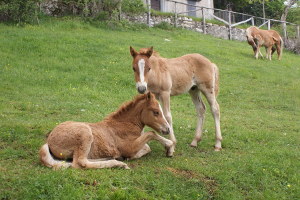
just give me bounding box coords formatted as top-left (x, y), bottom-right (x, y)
top-left (228, 11), bottom-right (232, 40)
top-left (297, 25), bottom-right (300, 39)
top-left (174, 2), bottom-right (177, 27)
top-left (267, 20), bottom-right (270, 30)
top-left (147, 0), bottom-right (151, 27)
top-left (283, 22), bottom-right (287, 42)
top-left (202, 8), bottom-right (206, 34)
top-left (251, 17), bottom-right (254, 26)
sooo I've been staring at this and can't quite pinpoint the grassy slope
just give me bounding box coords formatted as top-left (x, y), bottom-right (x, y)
top-left (0, 18), bottom-right (299, 200)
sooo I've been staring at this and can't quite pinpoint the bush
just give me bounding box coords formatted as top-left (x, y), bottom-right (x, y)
top-left (0, 0), bottom-right (40, 23)
top-left (153, 21), bottom-right (175, 30)
top-left (121, 0), bottom-right (146, 15)
top-left (287, 7), bottom-right (300, 25)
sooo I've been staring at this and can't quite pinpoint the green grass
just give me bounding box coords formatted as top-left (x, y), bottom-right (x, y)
top-left (0, 18), bottom-right (299, 200)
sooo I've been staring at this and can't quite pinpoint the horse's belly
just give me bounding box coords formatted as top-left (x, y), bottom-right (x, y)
top-left (171, 78), bottom-right (194, 96)
top-left (88, 132), bottom-right (121, 159)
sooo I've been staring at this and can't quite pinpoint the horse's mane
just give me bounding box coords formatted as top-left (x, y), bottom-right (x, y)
top-left (246, 26), bottom-right (258, 38)
top-left (106, 94), bottom-right (147, 120)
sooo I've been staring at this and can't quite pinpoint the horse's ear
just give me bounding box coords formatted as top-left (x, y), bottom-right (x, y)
top-left (146, 92), bottom-right (152, 100)
top-left (146, 46), bottom-right (153, 58)
top-left (130, 46), bottom-right (138, 58)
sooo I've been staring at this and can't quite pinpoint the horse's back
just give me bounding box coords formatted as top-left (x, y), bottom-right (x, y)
top-left (161, 53), bottom-right (217, 95)
top-left (167, 53), bottom-right (213, 68)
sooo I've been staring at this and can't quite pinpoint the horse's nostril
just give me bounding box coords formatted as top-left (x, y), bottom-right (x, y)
top-left (138, 86), bottom-right (146, 94)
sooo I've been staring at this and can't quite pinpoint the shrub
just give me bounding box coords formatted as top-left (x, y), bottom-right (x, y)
top-left (121, 0), bottom-right (146, 15)
top-left (153, 21), bottom-right (175, 30)
top-left (0, 0), bottom-right (40, 23)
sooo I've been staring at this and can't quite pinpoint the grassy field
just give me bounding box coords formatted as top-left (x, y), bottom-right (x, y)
top-left (0, 18), bottom-right (299, 200)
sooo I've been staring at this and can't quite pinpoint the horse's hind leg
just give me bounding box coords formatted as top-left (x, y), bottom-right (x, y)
top-left (130, 144), bottom-right (151, 160)
top-left (201, 87), bottom-right (222, 151)
top-left (189, 88), bottom-right (206, 147)
top-left (272, 46), bottom-right (276, 56)
top-left (71, 128), bottom-right (128, 169)
top-left (276, 43), bottom-right (281, 60)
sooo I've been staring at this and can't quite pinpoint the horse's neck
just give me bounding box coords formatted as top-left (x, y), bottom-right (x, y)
top-left (108, 119), bottom-right (144, 137)
top-left (147, 56), bottom-right (169, 90)
top-left (108, 101), bottom-right (145, 131)
top-left (149, 56), bottom-right (168, 77)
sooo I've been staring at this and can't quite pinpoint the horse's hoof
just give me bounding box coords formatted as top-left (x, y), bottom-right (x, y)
top-left (214, 147), bottom-right (222, 151)
top-left (123, 165), bottom-right (130, 170)
top-left (165, 146), bottom-right (174, 157)
top-left (190, 141), bottom-right (197, 147)
top-left (166, 151), bottom-right (174, 157)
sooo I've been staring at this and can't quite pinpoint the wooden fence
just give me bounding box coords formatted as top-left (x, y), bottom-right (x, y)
top-left (146, 0), bottom-right (300, 41)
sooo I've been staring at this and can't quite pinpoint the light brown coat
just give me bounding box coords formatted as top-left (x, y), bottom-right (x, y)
top-left (130, 47), bottom-right (222, 155)
top-left (39, 93), bottom-right (172, 169)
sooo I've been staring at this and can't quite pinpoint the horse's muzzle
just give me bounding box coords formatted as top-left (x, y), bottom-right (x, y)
top-left (137, 86), bottom-right (147, 94)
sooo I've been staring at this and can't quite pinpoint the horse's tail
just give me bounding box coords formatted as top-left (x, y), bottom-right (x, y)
top-left (279, 36), bottom-right (284, 60)
top-left (39, 143), bottom-right (71, 169)
top-left (212, 63), bottom-right (219, 97)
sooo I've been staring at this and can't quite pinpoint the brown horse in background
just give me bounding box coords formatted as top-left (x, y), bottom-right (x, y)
top-left (39, 92), bottom-right (172, 169)
top-left (246, 26), bottom-right (283, 60)
top-left (130, 47), bottom-right (222, 155)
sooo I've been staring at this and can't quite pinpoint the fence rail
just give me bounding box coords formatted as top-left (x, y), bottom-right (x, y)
top-left (147, 0), bottom-right (300, 41)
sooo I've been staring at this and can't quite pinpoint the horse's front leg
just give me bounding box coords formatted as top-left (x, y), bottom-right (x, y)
top-left (255, 45), bottom-right (261, 59)
top-left (129, 131), bottom-right (173, 159)
top-left (159, 91), bottom-right (176, 157)
top-left (189, 88), bottom-right (206, 147)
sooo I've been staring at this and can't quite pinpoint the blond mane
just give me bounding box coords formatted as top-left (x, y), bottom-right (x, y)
top-left (139, 48), bottom-right (160, 57)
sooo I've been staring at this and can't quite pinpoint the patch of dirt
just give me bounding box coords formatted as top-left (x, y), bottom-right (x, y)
top-left (166, 167), bottom-right (218, 198)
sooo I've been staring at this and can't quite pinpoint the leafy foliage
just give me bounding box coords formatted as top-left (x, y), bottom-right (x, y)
top-left (0, 0), bottom-right (40, 23)
top-left (121, 0), bottom-right (146, 15)
top-left (286, 7), bottom-right (300, 24)
top-left (214, 0), bottom-right (286, 19)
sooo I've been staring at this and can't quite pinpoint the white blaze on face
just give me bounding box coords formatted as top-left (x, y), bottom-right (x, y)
top-left (136, 59), bottom-right (147, 90)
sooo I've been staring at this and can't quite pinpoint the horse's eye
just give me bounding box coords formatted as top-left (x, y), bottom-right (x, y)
top-left (153, 111), bottom-right (159, 116)
top-left (148, 68), bottom-right (151, 71)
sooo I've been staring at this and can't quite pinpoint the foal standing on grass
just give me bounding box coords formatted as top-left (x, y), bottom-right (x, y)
top-left (130, 47), bottom-right (222, 156)
top-left (246, 26), bottom-right (283, 60)
top-left (39, 92), bottom-right (172, 169)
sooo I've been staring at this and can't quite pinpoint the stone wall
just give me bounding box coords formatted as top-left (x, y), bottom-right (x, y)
top-left (123, 14), bottom-right (247, 42)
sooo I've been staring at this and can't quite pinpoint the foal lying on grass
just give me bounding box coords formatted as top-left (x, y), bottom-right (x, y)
top-left (39, 92), bottom-right (172, 169)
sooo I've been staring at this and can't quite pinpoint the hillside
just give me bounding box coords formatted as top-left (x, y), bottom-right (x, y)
top-left (0, 18), bottom-right (299, 199)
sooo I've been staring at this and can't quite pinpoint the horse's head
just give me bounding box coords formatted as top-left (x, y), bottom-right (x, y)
top-left (141, 92), bottom-right (170, 135)
top-left (130, 46), bottom-right (153, 94)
